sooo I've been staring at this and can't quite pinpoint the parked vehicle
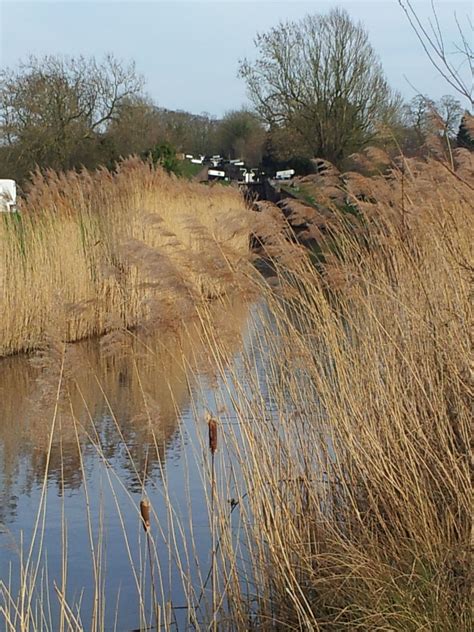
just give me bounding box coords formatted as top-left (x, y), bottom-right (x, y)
top-left (0, 179), bottom-right (17, 212)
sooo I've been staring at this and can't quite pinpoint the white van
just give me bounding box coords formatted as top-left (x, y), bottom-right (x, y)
top-left (0, 180), bottom-right (17, 212)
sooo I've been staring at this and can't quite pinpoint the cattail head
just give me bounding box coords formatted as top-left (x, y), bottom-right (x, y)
top-left (140, 498), bottom-right (151, 531)
top-left (207, 413), bottom-right (218, 454)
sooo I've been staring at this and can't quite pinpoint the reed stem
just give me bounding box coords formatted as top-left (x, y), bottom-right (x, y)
top-left (140, 498), bottom-right (158, 630)
top-left (208, 414), bottom-right (218, 631)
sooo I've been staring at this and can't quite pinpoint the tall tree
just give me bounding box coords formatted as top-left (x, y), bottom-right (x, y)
top-left (0, 54), bottom-right (143, 180)
top-left (437, 95), bottom-right (464, 137)
top-left (239, 8), bottom-right (400, 164)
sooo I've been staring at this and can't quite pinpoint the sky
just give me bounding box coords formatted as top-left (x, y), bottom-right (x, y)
top-left (0, 1), bottom-right (472, 116)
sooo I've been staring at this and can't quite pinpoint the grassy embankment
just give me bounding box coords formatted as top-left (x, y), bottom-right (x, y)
top-left (0, 158), bottom-right (253, 357)
top-left (1, 149), bottom-right (472, 630)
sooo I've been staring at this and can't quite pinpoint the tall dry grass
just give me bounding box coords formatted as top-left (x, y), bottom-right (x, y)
top-left (207, 150), bottom-right (473, 630)
top-left (1, 150), bottom-right (472, 630)
top-left (0, 158), bottom-right (253, 356)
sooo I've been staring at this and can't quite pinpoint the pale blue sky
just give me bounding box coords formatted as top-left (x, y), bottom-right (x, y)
top-left (0, 1), bottom-right (472, 115)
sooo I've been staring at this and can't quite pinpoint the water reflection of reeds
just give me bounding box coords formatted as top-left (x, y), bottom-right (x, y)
top-left (0, 296), bottom-right (250, 523)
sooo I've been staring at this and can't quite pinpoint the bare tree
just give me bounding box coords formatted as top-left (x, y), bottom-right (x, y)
top-left (0, 54), bottom-right (143, 179)
top-left (436, 95), bottom-right (464, 135)
top-left (404, 95), bottom-right (437, 146)
top-left (398, 1), bottom-right (473, 107)
top-left (239, 8), bottom-right (401, 164)
top-left (404, 94), bottom-right (463, 142)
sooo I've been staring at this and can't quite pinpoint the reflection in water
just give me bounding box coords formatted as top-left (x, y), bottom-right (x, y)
top-left (0, 297), bottom-right (250, 525)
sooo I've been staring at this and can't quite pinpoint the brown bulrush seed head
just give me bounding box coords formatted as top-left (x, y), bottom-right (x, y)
top-left (140, 498), bottom-right (151, 531)
top-left (207, 414), bottom-right (218, 454)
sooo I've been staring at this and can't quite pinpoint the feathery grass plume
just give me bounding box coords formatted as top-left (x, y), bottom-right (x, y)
top-left (280, 199), bottom-right (319, 227)
top-left (206, 412), bottom-right (219, 629)
top-left (462, 112), bottom-right (474, 135)
top-left (364, 146), bottom-right (391, 168)
top-left (453, 147), bottom-right (474, 180)
top-left (140, 495), bottom-right (158, 631)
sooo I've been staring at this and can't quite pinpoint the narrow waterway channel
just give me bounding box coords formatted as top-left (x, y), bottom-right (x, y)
top-left (0, 297), bottom-right (279, 631)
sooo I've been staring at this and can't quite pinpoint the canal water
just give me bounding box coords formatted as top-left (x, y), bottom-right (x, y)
top-left (0, 297), bottom-right (276, 630)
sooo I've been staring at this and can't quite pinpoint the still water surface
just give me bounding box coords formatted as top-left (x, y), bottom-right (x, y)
top-left (0, 299), bottom-right (273, 630)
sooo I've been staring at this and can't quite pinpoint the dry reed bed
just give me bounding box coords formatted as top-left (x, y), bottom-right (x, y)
top-left (203, 153), bottom-right (473, 629)
top-left (0, 158), bottom-right (252, 356)
top-left (1, 152), bottom-right (472, 630)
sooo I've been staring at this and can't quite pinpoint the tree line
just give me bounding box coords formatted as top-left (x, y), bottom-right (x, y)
top-left (0, 53), bottom-right (266, 183)
top-left (1, 8), bottom-right (471, 185)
